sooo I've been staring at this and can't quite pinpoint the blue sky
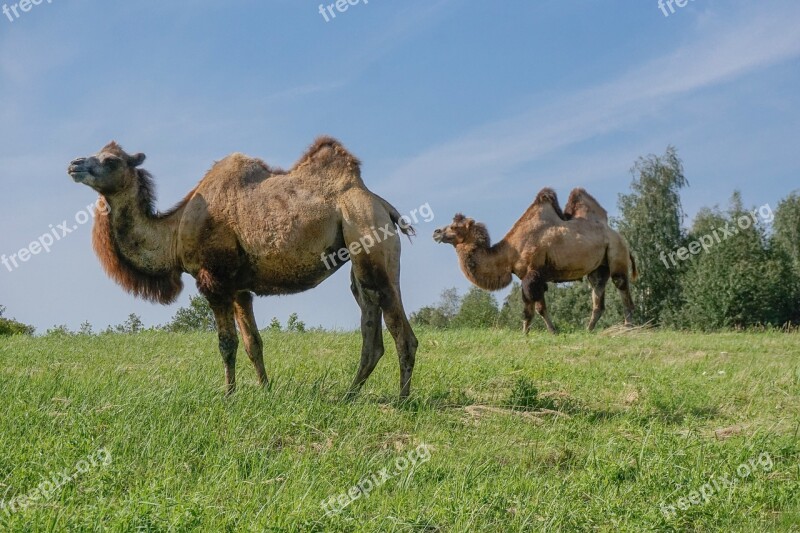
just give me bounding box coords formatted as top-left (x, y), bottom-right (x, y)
top-left (1, 0), bottom-right (798, 332)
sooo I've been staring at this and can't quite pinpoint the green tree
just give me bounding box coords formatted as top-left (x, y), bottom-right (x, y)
top-left (287, 313), bottom-right (306, 333)
top-left (268, 317), bottom-right (282, 331)
top-left (45, 325), bottom-right (72, 336)
top-left (410, 287), bottom-right (461, 328)
top-left (771, 193), bottom-right (800, 324)
top-left (114, 314), bottom-right (145, 334)
top-left (78, 321), bottom-right (94, 336)
top-left (772, 192), bottom-right (800, 271)
top-left (497, 282), bottom-right (525, 330)
top-left (0, 305), bottom-right (35, 336)
top-left (616, 146), bottom-right (689, 324)
top-left (666, 194), bottom-right (797, 329)
top-left (453, 287), bottom-right (499, 328)
top-left (166, 295), bottom-right (216, 332)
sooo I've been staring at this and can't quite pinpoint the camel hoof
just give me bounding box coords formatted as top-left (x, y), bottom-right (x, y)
top-left (342, 389), bottom-right (360, 402)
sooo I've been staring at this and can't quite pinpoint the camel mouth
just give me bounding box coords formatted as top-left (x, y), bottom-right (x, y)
top-left (68, 161), bottom-right (95, 183)
top-left (68, 168), bottom-right (88, 183)
top-left (432, 229), bottom-right (448, 244)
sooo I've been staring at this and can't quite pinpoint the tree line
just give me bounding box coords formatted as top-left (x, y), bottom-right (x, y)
top-left (0, 295), bottom-right (309, 337)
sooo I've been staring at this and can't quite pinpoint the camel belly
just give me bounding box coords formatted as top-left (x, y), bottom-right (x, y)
top-left (246, 247), bottom-right (346, 296)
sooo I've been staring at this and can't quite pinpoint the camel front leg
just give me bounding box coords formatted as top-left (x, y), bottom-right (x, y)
top-left (210, 300), bottom-right (238, 395)
top-left (234, 291), bottom-right (268, 387)
top-left (523, 299), bottom-right (534, 335)
top-left (522, 271), bottom-right (557, 335)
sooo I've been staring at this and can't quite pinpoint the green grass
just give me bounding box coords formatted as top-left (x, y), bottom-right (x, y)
top-left (0, 329), bottom-right (798, 532)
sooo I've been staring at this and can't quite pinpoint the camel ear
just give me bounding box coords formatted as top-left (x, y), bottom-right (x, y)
top-left (129, 153), bottom-right (146, 167)
top-left (464, 219), bottom-right (473, 229)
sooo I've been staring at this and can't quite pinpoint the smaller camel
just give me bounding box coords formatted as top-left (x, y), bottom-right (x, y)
top-left (433, 188), bottom-right (637, 334)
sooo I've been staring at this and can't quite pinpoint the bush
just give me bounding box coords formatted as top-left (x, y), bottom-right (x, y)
top-left (0, 306), bottom-right (34, 336)
top-left (166, 295), bottom-right (215, 332)
top-left (452, 287), bottom-right (499, 328)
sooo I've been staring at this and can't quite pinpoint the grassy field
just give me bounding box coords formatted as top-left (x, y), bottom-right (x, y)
top-left (0, 329), bottom-right (798, 532)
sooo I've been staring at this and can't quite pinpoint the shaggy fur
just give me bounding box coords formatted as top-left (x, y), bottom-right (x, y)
top-left (92, 205), bottom-right (184, 305)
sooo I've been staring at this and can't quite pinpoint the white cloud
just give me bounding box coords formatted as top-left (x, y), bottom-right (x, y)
top-left (386, 1), bottom-right (800, 195)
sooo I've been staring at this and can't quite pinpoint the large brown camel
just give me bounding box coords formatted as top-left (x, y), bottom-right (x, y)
top-left (433, 187), bottom-right (637, 334)
top-left (68, 137), bottom-right (418, 397)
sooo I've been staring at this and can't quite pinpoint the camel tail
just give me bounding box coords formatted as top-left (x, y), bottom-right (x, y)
top-left (375, 194), bottom-right (416, 241)
top-left (629, 252), bottom-right (638, 282)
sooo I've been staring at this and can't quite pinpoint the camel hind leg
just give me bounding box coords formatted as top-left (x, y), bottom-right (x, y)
top-left (380, 283), bottom-right (418, 398)
top-left (341, 192), bottom-right (418, 398)
top-left (347, 270), bottom-right (385, 397)
top-left (348, 259), bottom-right (416, 398)
top-left (607, 233), bottom-right (636, 327)
top-left (612, 273), bottom-right (635, 327)
top-left (586, 265), bottom-right (610, 331)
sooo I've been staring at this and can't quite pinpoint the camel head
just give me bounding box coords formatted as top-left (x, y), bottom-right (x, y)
top-left (68, 142), bottom-right (146, 194)
top-left (433, 213), bottom-right (489, 247)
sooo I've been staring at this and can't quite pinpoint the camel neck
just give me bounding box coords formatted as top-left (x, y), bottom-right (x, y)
top-left (100, 192), bottom-right (183, 276)
top-left (456, 240), bottom-right (514, 291)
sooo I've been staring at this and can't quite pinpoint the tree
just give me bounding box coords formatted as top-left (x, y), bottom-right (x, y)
top-left (113, 314), bottom-right (145, 334)
top-left (45, 325), bottom-right (72, 336)
top-left (771, 192), bottom-right (800, 324)
top-left (772, 192), bottom-right (800, 271)
top-left (0, 305), bottom-right (35, 336)
top-left (166, 295), bottom-right (216, 332)
top-left (410, 288), bottom-right (461, 328)
top-left (286, 313), bottom-right (306, 333)
top-left (452, 287), bottom-right (499, 328)
top-left (665, 194), bottom-right (797, 329)
top-left (497, 283), bottom-right (525, 330)
top-left (616, 146), bottom-right (689, 324)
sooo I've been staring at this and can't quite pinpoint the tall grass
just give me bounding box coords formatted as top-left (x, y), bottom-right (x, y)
top-left (0, 329), bottom-right (798, 531)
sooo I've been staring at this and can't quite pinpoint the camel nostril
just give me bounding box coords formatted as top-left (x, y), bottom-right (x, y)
top-left (70, 158), bottom-right (86, 166)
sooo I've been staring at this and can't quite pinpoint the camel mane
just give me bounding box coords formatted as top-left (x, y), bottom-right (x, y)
top-left (134, 168), bottom-right (197, 220)
top-left (91, 168), bottom-right (187, 305)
